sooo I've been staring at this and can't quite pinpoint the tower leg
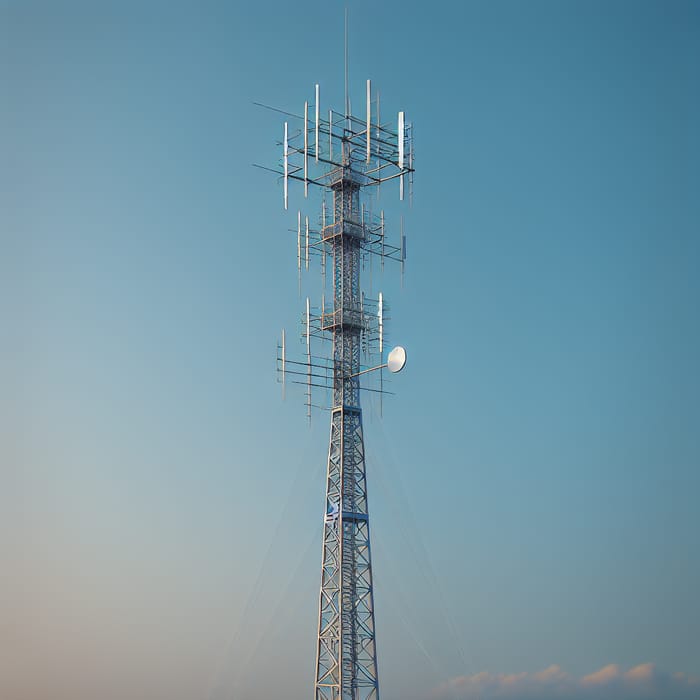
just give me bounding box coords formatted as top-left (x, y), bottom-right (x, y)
top-left (314, 407), bottom-right (379, 700)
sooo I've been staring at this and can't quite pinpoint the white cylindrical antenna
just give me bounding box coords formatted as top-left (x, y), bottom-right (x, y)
top-left (305, 215), bottom-right (310, 271)
top-left (283, 122), bottom-right (289, 210)
top-left (304, 101), bottom-right (309, 197)
top-left (366, 79), bottom-right (371, 164)
top-left (378, 292), bottom-right (383, 355)
top-left (315, 84), bottom-right (320, 162)
top-left (329, 109), bottom-right (333, 161)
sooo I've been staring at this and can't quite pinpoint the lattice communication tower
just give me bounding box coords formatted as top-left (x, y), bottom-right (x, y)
top-left (257, 54), bottom-right (414, 700)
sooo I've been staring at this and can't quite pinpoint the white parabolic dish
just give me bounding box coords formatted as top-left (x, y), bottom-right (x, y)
top-left (387, 346), bottom-right (407, 373)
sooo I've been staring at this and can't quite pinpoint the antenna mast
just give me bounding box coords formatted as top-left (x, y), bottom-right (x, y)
top-left (344, 7), bottom-right (349, 121)
top-left (260, 17), bottom-right (415, 699)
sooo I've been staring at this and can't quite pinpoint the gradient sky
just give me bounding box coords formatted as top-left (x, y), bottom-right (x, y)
top-left (3, 1), bottom-right (699, 699)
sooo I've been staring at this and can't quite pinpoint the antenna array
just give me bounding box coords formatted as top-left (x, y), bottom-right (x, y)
top-left (257, 49), bottom-right (414, 700)
top-left (261, 79), bottom-right (413, 416)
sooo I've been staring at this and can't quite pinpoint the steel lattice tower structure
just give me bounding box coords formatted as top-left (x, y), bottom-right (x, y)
top-left (259, 60), bottom-right (414, 700)
top-left (317, 165), bottom-right (377, 700)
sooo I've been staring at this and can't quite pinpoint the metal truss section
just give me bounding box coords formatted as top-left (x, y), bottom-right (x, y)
top-left (316, 405), bottom-right (378, 700)
top-left (314, 169), bottom-right (379, 700)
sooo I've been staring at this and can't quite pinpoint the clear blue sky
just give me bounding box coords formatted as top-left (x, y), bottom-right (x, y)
top-left (3, 2), bottom-right (699, 699)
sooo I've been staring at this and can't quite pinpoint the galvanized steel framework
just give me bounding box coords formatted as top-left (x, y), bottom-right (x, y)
top-left (263, 74), bottom-right (413, 700)
top-left (317, 168), bottom-right (376, 700)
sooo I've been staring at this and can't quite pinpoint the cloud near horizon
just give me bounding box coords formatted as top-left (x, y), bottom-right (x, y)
top-left (433, 663), bottom-right (700, 700)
